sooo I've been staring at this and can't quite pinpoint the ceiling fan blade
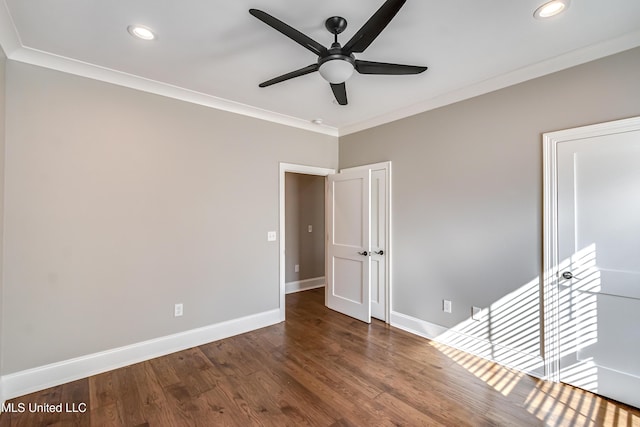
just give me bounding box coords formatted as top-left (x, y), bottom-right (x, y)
top-left (355, 60), bottom-right (427, 75)
top-left (343, 0), bottom-right (406, 54)
top-left (330, 83), bottom-right (348, 105)
top-left (259, 64), bottom-right (319, 87)
top-left (249, 9), bottom-right (328, 57)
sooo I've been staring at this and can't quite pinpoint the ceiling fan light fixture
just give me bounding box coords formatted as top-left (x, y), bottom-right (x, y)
top-left (534, 0), bottom-right (570, 19)
top-left (319, 59), bottom-right (355, 84)
top-left (127, 25), bottom-right (156, 40)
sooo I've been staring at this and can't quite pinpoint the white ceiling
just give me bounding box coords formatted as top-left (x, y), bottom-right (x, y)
top-left (1, 0), bottom-right (639, 136)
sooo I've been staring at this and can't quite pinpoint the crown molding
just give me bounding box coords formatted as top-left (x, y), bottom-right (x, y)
top-left (338, 29), bottom-right (640, 136)
top-left (0, 2), bottom-right (338, 138)
top-left (0, 0), bottom-right (20, 57)
top-left (8, 47), bottom-right (340, 137)
top-left (2, 0), bottom-right (639, 139)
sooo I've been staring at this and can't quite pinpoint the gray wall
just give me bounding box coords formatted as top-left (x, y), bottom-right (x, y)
top-left (339, 47), bottom-right (640, 363)
top-left (2, 61), bottom-right (338, 374)
top-left (284, 173), bottom-right (325, 283)
top-left (0, 46), bottom-right (6, 382)
top-left (1, 43), bottom-right (639, 379)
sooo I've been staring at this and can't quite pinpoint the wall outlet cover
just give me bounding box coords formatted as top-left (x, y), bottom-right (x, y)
top-left (472, 306), bottom-right (484, 321)
top-left (267, 231), bottom-right (277, 241)
top-left (443, 300), bottom-right (452, 313)
top-left (174, 303), bottom-right (183, 317)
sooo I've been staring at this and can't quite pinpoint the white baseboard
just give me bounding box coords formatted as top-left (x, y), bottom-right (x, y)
top-left (390, 311), bottom-right (545, 379)
top-left (285, 276), bottom-right (325, 294)
top-left (0, 306), bottom-right (545, 409)
top-left (0, 308), bottom-right (282, 404)
top-left (390, 311), bottom-right (449, 339)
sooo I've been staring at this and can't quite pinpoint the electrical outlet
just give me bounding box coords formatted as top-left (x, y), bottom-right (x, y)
top-left (174, 303), bottom-right (183, 317)
top-left (308, 225), bottom-right (313, 233)
top-left (472, 306), bottom-right (484, 321)
top-left (267, 231), bottom-right (277, 241)
top-left (443, 300), bottom-right (452, 313)
top-left (294, 264), bottom-right (299, 273)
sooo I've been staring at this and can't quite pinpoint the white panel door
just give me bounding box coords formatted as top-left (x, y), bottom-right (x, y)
top-left (556, 130), bottom-right (640, 408)
top-left (327, 169), bottom-right (371, 323)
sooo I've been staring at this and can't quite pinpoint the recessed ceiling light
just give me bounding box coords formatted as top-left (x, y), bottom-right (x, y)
top-left (534, 0), bottom-right (570, 19)
top-left (127, 25), bottom-right (156, 40)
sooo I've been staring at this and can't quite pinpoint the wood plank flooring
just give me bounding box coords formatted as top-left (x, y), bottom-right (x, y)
top-left (1, 288), bottom-right (639, 426)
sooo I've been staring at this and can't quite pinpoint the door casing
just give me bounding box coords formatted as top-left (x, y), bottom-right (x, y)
top-left (278, 162), bottom-right (392, 324)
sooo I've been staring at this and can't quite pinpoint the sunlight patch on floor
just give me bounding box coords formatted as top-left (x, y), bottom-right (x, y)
top-left (523, 379), bottom-right (640, 426)
top-left (430, 341), bottom-right (524, 396)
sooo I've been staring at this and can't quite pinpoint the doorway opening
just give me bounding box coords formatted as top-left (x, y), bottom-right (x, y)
top-left (278, 163), bottom-right (335, 321)
top-left (278, 161), bottom-right (391, 324)
top-left (284, 173), bottom-right (326, 293)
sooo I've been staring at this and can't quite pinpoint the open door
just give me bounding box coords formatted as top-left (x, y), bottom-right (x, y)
top-left (326, 169), bottom-right (371, 323)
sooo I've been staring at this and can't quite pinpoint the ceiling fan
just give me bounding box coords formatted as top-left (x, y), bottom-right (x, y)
top-left (249, 0), bottom-right (427, 105)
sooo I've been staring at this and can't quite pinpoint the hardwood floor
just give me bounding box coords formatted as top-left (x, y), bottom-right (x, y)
top-left (1, 288), bottom-right (639, 426)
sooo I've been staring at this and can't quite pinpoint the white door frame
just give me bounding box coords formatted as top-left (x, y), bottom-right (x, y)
top-left (341, 161), bottom-right (392, 324)
top-left (279, 163), bottom-right (335, 321)
top-left (542, 116), bottom-right (640, 381)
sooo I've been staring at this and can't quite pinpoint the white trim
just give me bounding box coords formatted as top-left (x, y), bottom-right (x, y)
top-left (279, 163), bottom-right (336, 322)
top-left (285, 277), bottom-right (325, 294)
top-left (341, 162), bottom-right (392, 324)
top-left (390, 311), bottom-right (448, 339)
top-left (542, 128), bottom-right (561, 382)
top-left (542, 115), bottom-right (640, 383)
top-left (0, 308), bottom-right (280, 403)
top-left (338, 30), bottom-right (640, 136)
top-left (11, 47), bottom-right (339, 137)
top-left (0, 0), bottom-right (21, 57)
top-left (391, 311), bottom-right (544, 379)
top-left (2, 0), bottom-right (637, 138)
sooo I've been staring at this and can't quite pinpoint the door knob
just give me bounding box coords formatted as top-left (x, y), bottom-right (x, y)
top-left (358, 251), bottom-right (369, 256)
top-left (373, 250), bottom-right (384, 255)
